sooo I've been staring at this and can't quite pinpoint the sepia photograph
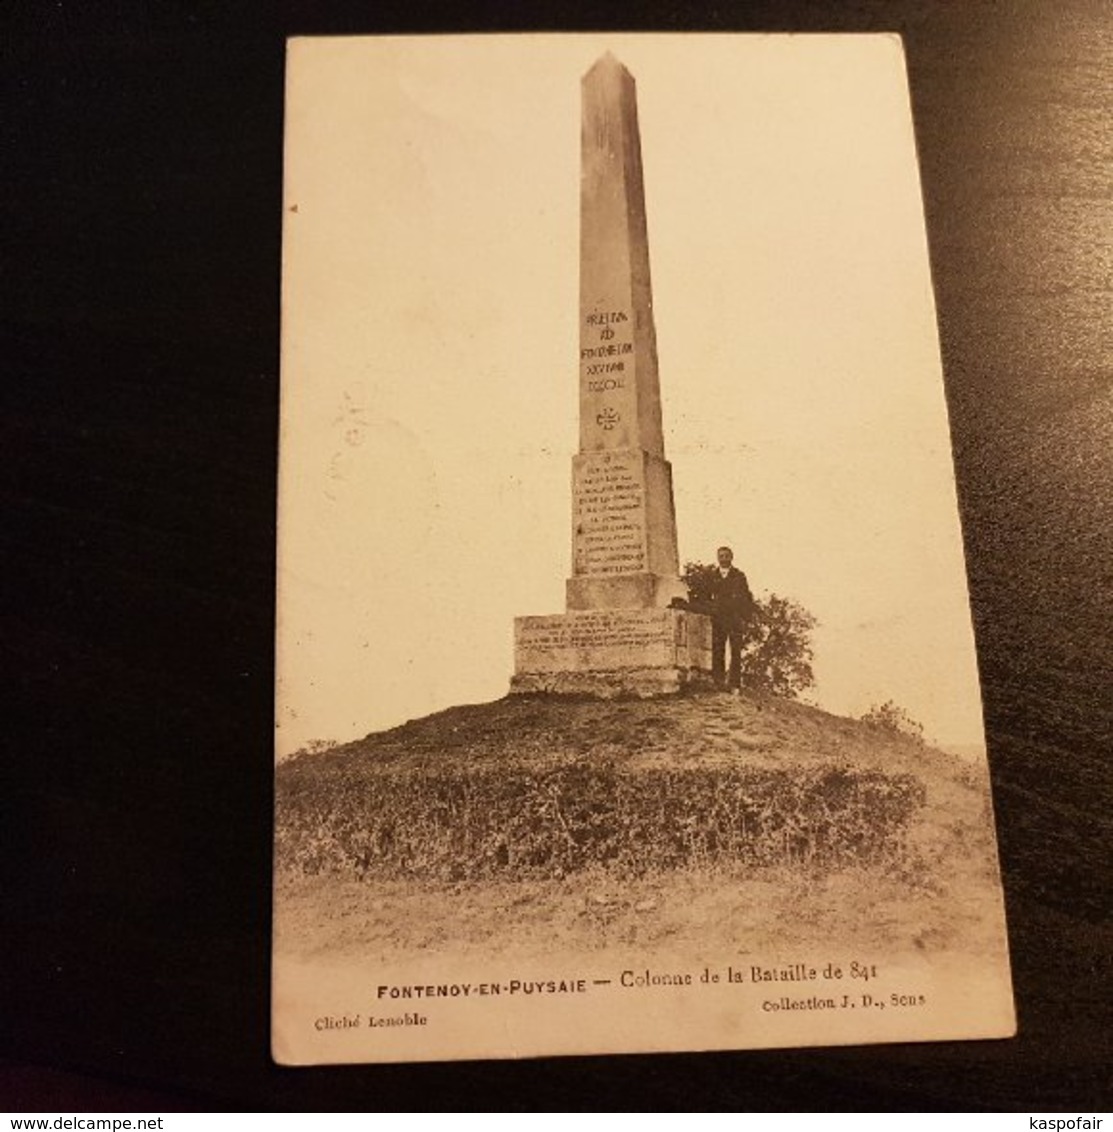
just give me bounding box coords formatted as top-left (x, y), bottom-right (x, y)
top-left (10, 0), bottom-right (1113, 1110)
top-left (272, 34), bottom-right (1015, 1065)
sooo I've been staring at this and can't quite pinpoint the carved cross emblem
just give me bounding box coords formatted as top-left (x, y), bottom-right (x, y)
top-left (596, 407), bottom-right (620, 430)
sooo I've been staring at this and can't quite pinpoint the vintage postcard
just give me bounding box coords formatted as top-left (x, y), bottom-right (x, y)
top-left (272, 34), bottom-right (1015, 1065)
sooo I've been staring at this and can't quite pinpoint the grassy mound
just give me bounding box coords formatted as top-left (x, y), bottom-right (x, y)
top-left (275, 691), bottom-right (979, 885)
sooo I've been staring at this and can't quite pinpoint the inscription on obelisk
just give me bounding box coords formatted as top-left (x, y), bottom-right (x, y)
top-left (568, 54), bottom-right (686, 612)
top-left (510, 55), bottom-right (711, 697)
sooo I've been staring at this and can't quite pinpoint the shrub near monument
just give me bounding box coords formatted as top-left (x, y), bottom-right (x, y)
top-left (682, 561), bottom-right (818, 700)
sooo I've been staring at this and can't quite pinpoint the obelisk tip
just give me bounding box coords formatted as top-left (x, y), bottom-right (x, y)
top-left (583, 51), bottom-right (632, 83)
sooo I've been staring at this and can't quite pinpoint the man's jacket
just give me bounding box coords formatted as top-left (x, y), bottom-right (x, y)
top-left (707, 567), bottom-right (755, 628)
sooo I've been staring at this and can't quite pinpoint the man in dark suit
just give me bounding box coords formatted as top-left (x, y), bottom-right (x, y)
top-left (708, 545), bottom-right (755, 693)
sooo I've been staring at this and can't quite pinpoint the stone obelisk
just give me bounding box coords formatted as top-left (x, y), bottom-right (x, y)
top-left (511, 54), bottom-right (711, 697)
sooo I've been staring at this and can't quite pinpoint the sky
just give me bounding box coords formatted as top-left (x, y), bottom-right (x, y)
top-left (276, 34), bottom-right (986, 757)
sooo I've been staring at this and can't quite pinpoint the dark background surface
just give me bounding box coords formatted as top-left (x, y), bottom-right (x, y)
top-left (2, 0), bottom-right (1110, 1113)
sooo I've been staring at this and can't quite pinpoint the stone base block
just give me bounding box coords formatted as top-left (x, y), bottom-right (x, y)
top-left (511, 608), bottom-right (712, 698)
top-left (510, 666), bottom-right (712, 698)
top-left (565, 571), bottom-right (688, 611)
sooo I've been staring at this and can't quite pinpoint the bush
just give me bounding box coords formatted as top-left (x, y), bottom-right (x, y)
top-left (682, 562), bottom-right (817, 699)
top-left (859, 701), bottom-right (926, 745)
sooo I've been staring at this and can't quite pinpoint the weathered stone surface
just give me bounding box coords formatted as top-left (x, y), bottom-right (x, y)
top-left (571, 54), bottom-right (684, 611)
top-left (510, 55), bottom-right (710, 698)
top-left (565, 573), bottom-right (687, 612)
top-left (512, 609), bottom-right (711, 697)
top-left (569, 449), bottom-right (684, 592)
top-left (509, 667), bottom-right (711, 698)
top-left (578, 54), bottom-right (664, 459)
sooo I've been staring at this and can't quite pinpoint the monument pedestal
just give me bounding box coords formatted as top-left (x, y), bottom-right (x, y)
top-left (566, 572), bottom-right (688, 611)
top-left (511, 608), bottom-right (712, 697)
